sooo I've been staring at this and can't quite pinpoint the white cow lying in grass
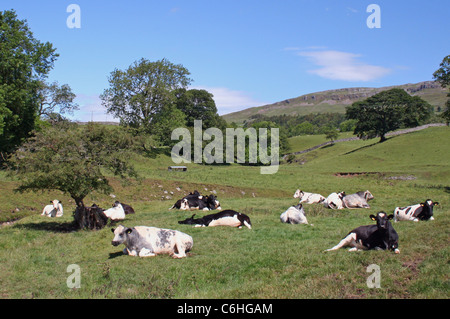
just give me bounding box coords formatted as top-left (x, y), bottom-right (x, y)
top-left (293, 189), bottom-right (326, 204)
top-left (280, 203), bottom-right (309, 225)
top-left (323, 191), bottom-right (346, 209)
top-left (111, 225), bottom-right (193, 258)
top-left (41, 200), bottom-right (63, 217)
top-left (103, 202), bottom-right (125, 221)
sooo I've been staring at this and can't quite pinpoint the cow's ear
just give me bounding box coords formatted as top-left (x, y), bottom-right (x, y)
top-left (420, 203), bottom-right (424, 206)
top-left (126, 228), bottom-right (133, 234)
top-left (370, 215), bottom-right (376, 221)
top-left (434, 202), bottom-right (439, 206)
top-left (111, 228), bottom-right (115, 233)
top-left (387, 214), bottom-right (394, 220)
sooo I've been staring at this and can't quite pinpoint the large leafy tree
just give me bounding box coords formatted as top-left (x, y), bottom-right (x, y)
top-left (433, 55), bottom-right (450, 125)
top-left (100, 58), bottom-right (192, 134)
top-left (0, 10), bottom-right (58, 157)
top-left (7, 123), bottom-right (138, 208)
top-left (346, 88), bottom-right (431, 142)
top-left (174, 88), bottom-right (226, 129)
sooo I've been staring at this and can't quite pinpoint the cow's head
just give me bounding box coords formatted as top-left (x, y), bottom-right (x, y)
top-left (207, 194), bottom-right (221, 210)
top-left (51, 199), bottom-right (61, 208)
top-left (364, 191), bottom-right (374, 201)
top-left (178, 214), bottom-right (198, 225)
top-left (180, 199), bottom-right (190, 210)
top-left (294, 203), bottom-right (304, 212)
top-left (337, 191), bottom-right (346, 199)
top-left (111, 225), bottom-right (133, 246)
top-left (293, 189), bottom-right (303, 199)
top-left (370, 212), bottom-right (394, 230)
top-left (420, 199), bottom-right (439, 220)
top-left (112, 201), bottom-right (121, 207)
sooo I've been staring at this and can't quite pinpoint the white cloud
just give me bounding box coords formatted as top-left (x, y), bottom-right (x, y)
top-left (298, 50), bottom-right (391, 82)
top-left (69, 87), bottom-right (264, 122)
top-left (191, 86), bottom-right (267, 115)
top-left (70, 94), bottom-right (118, 123)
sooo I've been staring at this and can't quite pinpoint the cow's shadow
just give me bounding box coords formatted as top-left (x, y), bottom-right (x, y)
top-left (108, 251), bottom-right (124, 259)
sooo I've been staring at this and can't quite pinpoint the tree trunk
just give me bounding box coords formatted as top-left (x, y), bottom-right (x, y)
top-left (73, 197), bottom-right (108, 230)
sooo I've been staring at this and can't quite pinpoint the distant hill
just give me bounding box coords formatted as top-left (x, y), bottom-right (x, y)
top-left (222, 81), bottom-right (447, 124)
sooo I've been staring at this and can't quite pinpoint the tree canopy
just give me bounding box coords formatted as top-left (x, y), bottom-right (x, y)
top-left (346, 88), bottom-right (432, 142)
top-left (433, 55), bottom-right (450, 125)
top-left (37, 81), bottom-right (79, 119)
top-left (100, 58), bottom-right (192, 134)
top-left (0, 10), bottom-right (58, 157)
top-left (7, 123), bottom-right (138, 207)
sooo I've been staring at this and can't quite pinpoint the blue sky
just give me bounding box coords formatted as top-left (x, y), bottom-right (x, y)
top-left (1, 1), bottom-right (449, 121)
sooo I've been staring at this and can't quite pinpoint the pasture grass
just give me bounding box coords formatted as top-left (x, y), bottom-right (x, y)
top-left (0, 126), bottom-right (448, 299)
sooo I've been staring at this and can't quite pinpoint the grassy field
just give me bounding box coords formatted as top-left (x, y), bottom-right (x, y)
top-left (0, 126), bottom-right (448, 299)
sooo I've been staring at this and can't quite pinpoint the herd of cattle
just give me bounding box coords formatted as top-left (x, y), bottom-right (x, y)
top-left (41, 188), bottom-right (439, 258)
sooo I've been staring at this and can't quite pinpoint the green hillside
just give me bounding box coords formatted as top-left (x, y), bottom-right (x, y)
top-left (0, 126), bottom-right (448, 299)
top-left (223, 81), bottom-right (448, 124)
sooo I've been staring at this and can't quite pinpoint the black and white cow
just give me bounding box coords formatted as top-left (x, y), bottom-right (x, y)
top-left (111, 225), bottom-right (193, 258)
top-left (325, 212), bottom-right (400, 253)
top-left (323, 191), bottom-right (346, 209)
top-left (280, 203), bottom-right (309, 225)
top-left (393, 199), bottom-right (438, 222)
top-left (114, 201), bottom-right (135, 215)
top-left (293, 189), bottom-right (326, 204)
top-left (343, 190), bottom-right (374, 209)
top-left (178, 210), bottom-right (252, 229)
top-left (170, 191), bottom-right (221, 211)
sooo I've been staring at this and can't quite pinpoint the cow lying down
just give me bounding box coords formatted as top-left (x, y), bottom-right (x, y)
top-left (178, 210), bottom-right (252, 229)
top-left (41, 199), bottom-right (63, 217)
top-left (394, 199), bottom-right (438, 222)
top-left (325, 212), bottom-right (400, 254)
top-left (280, 204), bottom-right (310, 225)
top-left (170, 190), bottom-right (221, 211)
top-left (111, 225), bottom-right (193, 258)
top-left (343, 190), bottom-right (374, 209)
top-left (293, 189), bottom-right (325, 204)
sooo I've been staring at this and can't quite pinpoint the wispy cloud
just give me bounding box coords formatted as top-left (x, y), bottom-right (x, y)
top-left (70, 94), bottom-right (118, 122)
top-left (192, 86), bottom-right (267, 115)
top-left (298, 50), bottom-right (391, 82)
top-left (70, 87), bottom-right (265, 122)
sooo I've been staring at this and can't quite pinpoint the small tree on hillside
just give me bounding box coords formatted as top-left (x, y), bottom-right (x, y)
top-left (346, 88), bottom-right (432, 142)
top-left (433, 55), bottom-right (450, 126)
top-left (324, 128), bottom-right (339, 143)
top-left (7, 122), bottom-right (138, 229)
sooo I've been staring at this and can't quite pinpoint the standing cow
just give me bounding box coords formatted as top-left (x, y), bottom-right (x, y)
top-left (393, 199), bottom-right (438, 222)
top-left (111, 225), bottom-right (193, 258)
